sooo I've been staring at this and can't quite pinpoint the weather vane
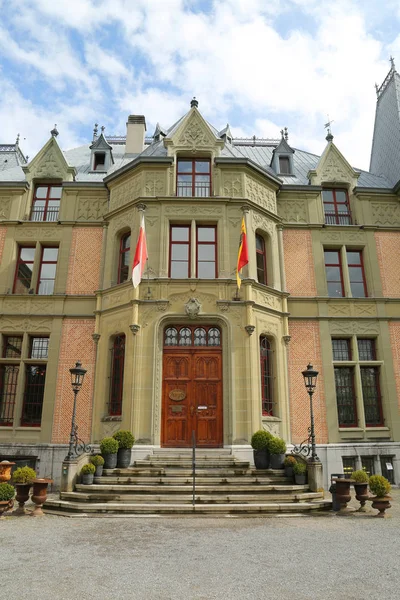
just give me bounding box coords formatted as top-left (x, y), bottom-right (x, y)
top-left (324, 115), bottom-right (334, 141)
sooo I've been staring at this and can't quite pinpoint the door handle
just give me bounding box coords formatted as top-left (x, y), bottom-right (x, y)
top-left (190, 405), bottom-right (195, 416)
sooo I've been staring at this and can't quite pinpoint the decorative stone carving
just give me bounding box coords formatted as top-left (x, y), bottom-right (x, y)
top-left (328, 304), bottom-right (351, 317)
top-left (251, 212), bottom-right (275, 235)
top-left (144, 171), bottom-right (166, 196)
top-left (185, 297), bottom-right (201, 318)
top-left (177, 111), bottom-right (216, 152)
top-left (256, 290), bottom-right (280, 311)
top-left (257, 319), bottom-right (279, 337)
top-left (320, 155), bottom-right (349, 182)
top-left (157, 302), bottom-right (169, 312)
top-left (129, 324), bottom-right (140, 335)
top-left (222, 173), bottom-right (243, 197)
top-left (371, 202), bottom-right (400, 226)
top-left (1, 317), bottom-right (52, 332)
top-left (31, 146), bottom-right (65, 179)
top-left (245, 325), bottom-right (255, 336)
top-left (164, 205), bottom-right (222, 215)
top-left (354, 304), bottom-right (376, 317)
top-left (217, 302), bottom-right (230, 312)
top-left (18, 227), bottom-right (59, 239)
top-left (77, 197), bottom-right (107, 221)
top-left (278, 200), bottom-right (307, 223)
top-left (324, 232), bottom-right (342, 242)
top-left (283, 335), bottom-right (291, 345)
top-left (111, 208), bottom-right (135, 234)
top-left (329, 321), bottom-right (380, 335)
top-left (92, 333), bottom-right (101, 344)
top-left (111, 174), bottom-right (143, 211)
top-left (0, 197), bottom-right (11, 220)
top-left (262, 421), bottom-right (281, 437)
top-left (245, 175), bottom-right (276, 213)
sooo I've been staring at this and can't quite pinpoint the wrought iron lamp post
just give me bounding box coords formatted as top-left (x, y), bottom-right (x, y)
top-left (65, 361), bottom-right (87, 461)
top-left (302, 363), bottom-right (319, 462)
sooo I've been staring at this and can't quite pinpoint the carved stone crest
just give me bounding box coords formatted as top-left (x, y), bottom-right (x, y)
top-left (185, 297), bottom-right (201, 318)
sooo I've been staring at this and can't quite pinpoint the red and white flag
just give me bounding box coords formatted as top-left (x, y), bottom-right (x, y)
top-left (132, 213), bottom-right (148, 288)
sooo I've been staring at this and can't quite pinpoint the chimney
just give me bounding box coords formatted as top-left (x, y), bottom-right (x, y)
top-left (125, 115), bottom-right (146, 154)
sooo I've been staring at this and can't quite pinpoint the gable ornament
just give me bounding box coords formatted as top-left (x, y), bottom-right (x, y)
top-left (185, 298), bottom-right (201, 318)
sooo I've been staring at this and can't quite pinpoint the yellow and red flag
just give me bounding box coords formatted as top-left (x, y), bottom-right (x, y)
top-left (236, 216), bottom-right (249, 289)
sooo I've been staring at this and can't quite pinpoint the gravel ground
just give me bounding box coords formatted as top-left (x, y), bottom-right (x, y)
top-left (1, 489), bottom-right (400, 600)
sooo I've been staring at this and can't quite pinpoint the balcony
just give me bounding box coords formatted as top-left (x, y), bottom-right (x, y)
top-left (30, 206), bottom-right (59, 222)
top-left (324, 212), bottom-right (352, 225)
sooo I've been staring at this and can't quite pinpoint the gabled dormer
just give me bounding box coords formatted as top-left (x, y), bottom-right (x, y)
top-left (90, 127), bottom-right (114, 172)
top-left (153, 122), bottom-right (167, 143)
top-left (270, 129), bottom-right (295, 176)
top-left (219, 124), bottom-right (232, 144)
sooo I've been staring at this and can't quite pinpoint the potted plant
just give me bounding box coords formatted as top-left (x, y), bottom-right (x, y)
top-left (100, 437), bottom-right (119, 469)
top-left (293, 460), bottom-right (307, 485)
top-left (283, 455), bottom-right (297, 480)
top-left (268, 437), bottom-right (287, 469)
top-left (113, 430), bottom-right (135, 468)
top-left (251, 430), bottom-right (273, 470)
top-left (81, 463), bottom-right (96, 485)
top-left (368, 474), bottom-right (392, 517)
top-left (0, 460), bottom-right (15, 483)
top-left (0, 482), bottom-right (15, 518)
top-left (31, 478), bottom-right (53, 517)
top-left (331, 475), bottom-right (354, 511)
top-left (351, 469), bottom-right (369, 512)
top-left (90, 454), bottom-right (105, 477)
top-left (12, 466), bottom-right (36, 515)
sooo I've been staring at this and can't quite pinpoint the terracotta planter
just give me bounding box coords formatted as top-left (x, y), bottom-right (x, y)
top-left (14, 483), bottom-right (32, 515)
top-left (370, 495), bottom-right (392, 518)
top-left (333, 478), bottom-right (353, 511)
top-left (0, 461), bottom-right (15, 483)
top-left (253, 448), bottom-right (270, 470)
top-left (0, 500), bottom-right (13, 519)
top-left (31, 478), bottom-right (53, 517)
top-left (354, 482), bottom-right (369, 512)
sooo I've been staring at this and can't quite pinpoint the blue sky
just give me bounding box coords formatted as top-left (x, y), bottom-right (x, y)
top-left (1, 0), bottom-right (400, 170)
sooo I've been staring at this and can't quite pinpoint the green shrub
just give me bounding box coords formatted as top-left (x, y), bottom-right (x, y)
top-left (251, 430), bottom-right (273, 450)
top-left (90, 455), bottom-right (105, 467)
top-left (268, 437), bottom-right (287, 455)
top-left (100, 437), bottom-right (119, 455)
top-left (369, 474), bottom-right (391, 497)
top-left (293, 461), bottom-right (307, 475)
top-left (0, 482), bottom-right (15, 501)
top-left (81, 463), bottom-right (96, 475)
top-left (12, 466), bottom-right (37, 484)
top-left (351, 469), bottom-right (369, 483)
top-left (112, 430), bottom-right (135, 449)
top-left (284, 455), bottom-right (297, 467)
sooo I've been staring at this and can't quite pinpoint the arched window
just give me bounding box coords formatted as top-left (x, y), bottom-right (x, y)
top-left (260, 336), bottom-right (273, 416)
top-left (109, 334), bottom-right (125, 416)
top-left (118, 232), bottom-right (131, 284)
top-left (256, 234), bottom-right (267, 285)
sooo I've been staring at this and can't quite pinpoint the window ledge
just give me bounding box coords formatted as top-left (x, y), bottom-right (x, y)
top-left (262, 416), bottom-right (281, 422)
top-left (366, 427), bottom-right (390, 431)
top-left (101, 415), bottom-right (122, 422)
top-left (15, 427), bottom-right (42, 431)
top-left (339, 427), bottom-right (364, 432)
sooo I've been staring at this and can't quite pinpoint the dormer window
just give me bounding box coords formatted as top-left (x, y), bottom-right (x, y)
top-left (279, 156), bottom-right (290, 174)
top-left (323, 189), bottom-right (352, 225)
top-left (177, 159), bottom-right (211, 197)
top-left (94, 152), bottom-right (106, 171)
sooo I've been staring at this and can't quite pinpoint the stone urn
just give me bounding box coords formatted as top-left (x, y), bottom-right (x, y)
top-left (14, 483), bottom-right (32, 515)
top-left (31, 478), bottom-right (53, 517)
top-left (333, 478), bottom-right (353, 511)
top-left (370, 495), bottom-right (392, 518)
top-left (354, 482), bottom-right (369, 512)
top-left (0, 461), bottom-right (15, 483)
top-left (0, 500), bottom-right (13, 519)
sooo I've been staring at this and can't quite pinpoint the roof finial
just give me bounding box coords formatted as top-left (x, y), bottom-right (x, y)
top-left (280, 128), bottom-right (284, 139)
top-left (93, 123), bottom-right (98, 141)
top-left (26, 155), bottom-right (29, 162)
top-left (50, 124), bottom-right (59, 137)
top-left (390, 55), bottom-right (396, 71)
top-left (284, 126), bottom-right (289, 141)
top-left (101, 125), bottom-right (105, 133)
top-left (324, 115), bottom-right (334, 142)
top-left (190, 96), bottom-right (198, 108)
top-left (16, 133), bottom-right (20, 146)
top-left (375, 82), bottom-right (379, 97)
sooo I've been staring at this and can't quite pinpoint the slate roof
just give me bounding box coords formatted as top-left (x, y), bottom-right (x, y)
top-left (0, 144), bottom-right (27, 182)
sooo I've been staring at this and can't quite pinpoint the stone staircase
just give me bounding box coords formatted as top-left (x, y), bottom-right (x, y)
top-left (44, 449), bottom-right (331, 516)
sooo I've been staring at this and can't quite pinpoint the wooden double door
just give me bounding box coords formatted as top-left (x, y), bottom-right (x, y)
top-left (162, 339), bottom-right (223, 448)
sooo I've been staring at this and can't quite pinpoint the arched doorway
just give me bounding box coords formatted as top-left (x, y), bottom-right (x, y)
top-left (161, 325), bottom-right (223, 447)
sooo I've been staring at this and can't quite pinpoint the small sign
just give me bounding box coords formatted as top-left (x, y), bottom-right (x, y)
top-left (171, 406), bottom-right (183, 413)
top-left (197, 405), bottom-right (208, 410)
top-left (386, 462), bottom-right (393, 470)
top-left (169, 389), bottom-right (186, 401)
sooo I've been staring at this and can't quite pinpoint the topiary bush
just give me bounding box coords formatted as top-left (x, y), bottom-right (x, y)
top-left (112, 430), bottom-right (135, 449)
top-left (100, 437), bottom-right (119, 455)
top-left (12, 466), bottom-right (37, 484)
top-left (351, 469), bottom-right (369, 483)
top-left (369, 474), bottom-right (391, 497)
top-left (251, 430), bottom-right (273, 450)
top-left (81, 463), bottom-right (96, 475)
top-left (268, 437), bottom-right (287, 455)
top-left (90, 455), bottom-right (105, 467)
top-left (293, 461), bottom-right (307, 475)
top-left (284, 455), bottom-right (297, 467)
top-left (0, 482), bottom-right (15, 501)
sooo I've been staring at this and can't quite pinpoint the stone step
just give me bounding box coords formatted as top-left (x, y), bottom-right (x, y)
top-left (150, 449), bottom-right (233, 456)
top-left (75, 483), bottom-right (309, 494)
top-left (44, 499), bottom-right (331, 515)
top-left (62, 491), bottom-right (322, 503)
top-left (102, 467), bottom-right (257, 477)
top-left (133, 460), bottom-right (250, 468)
top-left (94, 475), bottom-right (290, 485)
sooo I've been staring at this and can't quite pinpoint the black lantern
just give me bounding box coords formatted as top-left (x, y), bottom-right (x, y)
top-left (69, 361), bottom-right (87, 391)
top-left (302, 363), bottom-right (318, 394)
top-left (65, 361), bottom-right (88, 461)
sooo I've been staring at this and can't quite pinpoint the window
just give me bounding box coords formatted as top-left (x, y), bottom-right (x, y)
top-left (332, 337), bottom-right (383, 428)
top-left (177, 159), bottom-right (211, 197)
top-left (323, 189), bottom-right (351, 225)
top-left (3, 336), bottom-right (23, 358)
top-left (278, 156), bottom-right (290, 174)
top-left (0, 365), bottom-right (19, 426)
top-left (260, 337), bottom-right (274, 416)
top-left (324, 248), bottom-right (367, 297)
top-left (118, 233), bottom-right (131, 284)
top-left (380, 457), bottom-right (395, 484)
top-left (360, 456), bottom-right (375, 476)
top-left (93, 152), bottom-right (106, 171)
top-left (21, 365), bottom-right (47, 426)
top-left (109, 335), bottom-right (125, 416)
top-left (255, 234), bottom-right (267, 285)
top-left (37, 247), bottom-right (58, 294)
top-left (31, 185), bottom-right (61, 222)
top-left (13, 247), bottom-right (35, 294)
top-left (164, 326), bottom-right (221, 347)
top-left (342, 456), bottom-right (357, 477)
top-left (169, 224), bottom-right (217, 278)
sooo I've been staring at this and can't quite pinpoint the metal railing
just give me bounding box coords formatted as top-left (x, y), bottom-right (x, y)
top-left (192, 430), bottom-right (196, 507)
top-left (30, 207), bottom-right (59, 222)
top-left (324, 212), bottom-right (352, 225)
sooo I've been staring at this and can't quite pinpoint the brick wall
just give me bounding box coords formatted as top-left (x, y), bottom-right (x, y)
top-left (283, 229), bottom-right (317, 296)
top-left (288, 321), bottom-right (328, 444)
top-left (0, 226), bottom-right (7, 263)
top-left (66, 227), bottom-right (103, 294)
top-left (389, 322), bottom-right (400, 412)
top-left (52, 319), bottom-right (96, 443)
top-left (375, 232), bottom-right (400, 297)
